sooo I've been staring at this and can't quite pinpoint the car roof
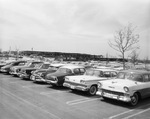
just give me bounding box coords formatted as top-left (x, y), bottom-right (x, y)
top-left (50, 63), bottom-right (65, 67)
top-left (60, 65), bottom-right (85, 69)
top-left (93, 68), bottom-right (117, 72)
top-left (119, 69), bottom-right (150, 74)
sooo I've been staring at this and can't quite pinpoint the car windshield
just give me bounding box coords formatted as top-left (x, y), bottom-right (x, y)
top-left (18, 62), bottom-right (26, 66)
top-left (57, 68), bottom-right (72, 74)
top-left (25, 62), bottom-right (32, 66)
top-left (116, 72), bottom-right (143, 82)
top-left (85, 70), bottom-right (102, 77)
top-left (35, 63), bottom-right (43, 68)
top-left (103, 71), bottom-right (112, 77)
top-left (40, 64), bottom-right (50, 69)
top-left (29, 63), bottom-right (37, 68)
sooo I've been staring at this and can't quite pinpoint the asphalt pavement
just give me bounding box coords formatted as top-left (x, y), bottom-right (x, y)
top-left (0, 73), bottom-right (150, 119)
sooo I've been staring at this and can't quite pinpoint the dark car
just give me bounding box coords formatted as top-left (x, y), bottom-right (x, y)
top-left (19, 61), bottom-right (43, 79)
top-left (0, 60), bottom-right (27, 74)
top-left (45, 65), bottom-right (86, 86)
top-left (30, 63), bottom-right (65, 83)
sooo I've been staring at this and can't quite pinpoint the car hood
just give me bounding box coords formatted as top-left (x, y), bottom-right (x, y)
top-left (35, 69), bottom-right (48, 73)
top-left (1, 64), bottom-right (12, 69)
top-left (11, 65), bottom-right (28, 70)
top-left (46, 72), bottom-right (70, 79)
top-left (100, 79), bottom-right (141, 92)
top-left (65, 75), bottom-right (106, 83)
top-left (22, 67), bottom-right (37, 71)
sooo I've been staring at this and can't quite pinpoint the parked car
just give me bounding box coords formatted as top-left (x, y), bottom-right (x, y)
top-left (19, 61), bottom-right (43, 79)
top-left (45, 65), bottom-right (86, 86)
top-left (97, 70), bottom-right (150, 106)
top-left (9, 60), bottom-right (39, 76)
top-left (63, 68), bottom-right (117, 95)
top-left (9, 61), bottom-right (30, 75)
top-left (0, 60), bottom-right (27, 74)
top-left (0, 60), bottom-right (14, 72)
top-left (30, 63), bottom-right (65, 83)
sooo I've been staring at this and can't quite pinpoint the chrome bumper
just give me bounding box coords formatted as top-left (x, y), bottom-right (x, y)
top-left (63, 82), bottom-right (89, 91)
top-left (96, 90), bottom-right (131, 102)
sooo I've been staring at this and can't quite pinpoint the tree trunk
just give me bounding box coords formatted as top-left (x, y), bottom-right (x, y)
top-left (122, 52), bottom-right (125, 70)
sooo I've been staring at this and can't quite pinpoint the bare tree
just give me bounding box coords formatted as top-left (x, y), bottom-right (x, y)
top-left (128, 50), bottom-right (139, 66)
top-left (0, 48), bottom-right (2, 54)
top-left (15, 47), bottom-right (19, 60)
top-left (144, 56), bottom-right (149, 70)
top-left (108, 23), bottom-right (140, 69)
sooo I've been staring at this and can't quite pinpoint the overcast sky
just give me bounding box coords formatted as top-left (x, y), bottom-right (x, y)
top-left (0, 0), bottom-right (150, 59)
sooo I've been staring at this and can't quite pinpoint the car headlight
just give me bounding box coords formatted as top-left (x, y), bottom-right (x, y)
top-left (97, 82), bottom-right (102, 88)
top-left (31, 71), bottom-right (36, 74)
top-left (37, 72), bottom-right (43, 76)
top-left (124, 86), bottom-right (129, 92)
top-left (16, 69), bottom-right (20, 72)
top-left (65, 77), bottom-right (69, 81)
top-left (80, 80), bottom-right (86, 84)
top-left (51, 76), bottom-right (58, 81)
top-left (22, 70), bottom-right (26, 73)
top-left (31, 71), bottom-right (34, 74)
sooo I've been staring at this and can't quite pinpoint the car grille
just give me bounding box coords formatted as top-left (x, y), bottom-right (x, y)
top-left (102, 89), bottom-right (124, 96)
top-left (26, 70), bottom-right (32, 74)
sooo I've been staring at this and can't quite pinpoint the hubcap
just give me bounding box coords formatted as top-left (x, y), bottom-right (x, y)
top-left (131, 94), bottom-right (138, 105)
top-left (90, 86), bottom-right (96, 95)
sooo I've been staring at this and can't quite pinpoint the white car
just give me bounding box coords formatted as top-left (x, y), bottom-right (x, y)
top-left (97, 70), bottom-right (150, 106)
top-left (63, 68), bottom-right (117, 95)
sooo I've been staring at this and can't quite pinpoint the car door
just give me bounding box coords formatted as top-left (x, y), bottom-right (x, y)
top-left (139, 74), bottom-right (150, 98)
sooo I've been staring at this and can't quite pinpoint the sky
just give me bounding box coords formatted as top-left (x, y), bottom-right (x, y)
top-left (0, 0), bottom-right (150, 59)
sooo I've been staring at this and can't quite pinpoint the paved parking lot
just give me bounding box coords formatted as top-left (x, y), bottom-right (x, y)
top-left (1, 73), bottom-right (150, 119)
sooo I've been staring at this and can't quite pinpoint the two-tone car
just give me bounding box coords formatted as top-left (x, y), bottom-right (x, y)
top-left (45, 65), bottom-right (86, 86)
top-left (30, 63), bottom-right (64, 82)
top-left (19, 61), bottom-right (43, 79)
top-left (0, 60), bottom-right (27, 74)
top-left (63, 68), bottom-right (118, 95)
top-left (9, 61), bottom-right (39, 77)
top-left (9, 61), bottom-right (29, 76)
top-left (97, 70), bottom-right (150, 106)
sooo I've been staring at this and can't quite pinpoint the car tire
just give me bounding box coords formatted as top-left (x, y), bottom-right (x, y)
top-left (102, 97), bottom-right (109, 100)
top-left (130, 93), bottom-right (139, 106)
top-left (71, 89), bottom-right (76, 92)
top-left (88, 85), bottom-right (97, 96)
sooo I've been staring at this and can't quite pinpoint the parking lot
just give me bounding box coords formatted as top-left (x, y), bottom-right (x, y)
top-left (1, 73), bottom-right (150, 119)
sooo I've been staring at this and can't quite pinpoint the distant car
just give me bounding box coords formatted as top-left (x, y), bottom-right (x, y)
top-left (9, 61), bottom-right (40, 76)
top-left (19, 61), bottom-right (43, 79)
top-left (45, 65), bottom-right (86, 86)
top-left (63, 68), bottom-right (117, 95)
top-left (0, 60), bottom-right (14, 72)
top-left (97, 70), bottom-right (150, 106)
top-left (0, 60), bottom-right (27, 74)
top-left (30, 63), bottom-right (65, 82)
